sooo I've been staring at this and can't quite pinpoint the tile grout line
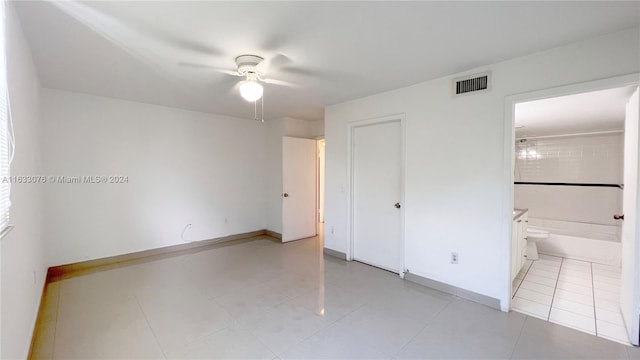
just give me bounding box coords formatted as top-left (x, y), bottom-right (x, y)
top-left (512, 260), bottom-right (534, 299)
top-left (230, 319), bottom-right (278, 359)
top-left (215, 295), bottom-right (310, 358)
top-left (508, 315), bottom-right (529, 360)
top-left (547, 257), bottom-right (565, 321)
top-left (590, 261), bottom-right (599, 337)
top-left (542, 259), bottom-right (602, 336)
top-left (392, 297), bottom-right (456, 358)
top-left (272, 282), bottom-right (417, 357)
top-left (276, 298), bottom-right (371, 356)
top-left (133, 295), bottom-right (168, 359)
top-left (515, 276), bottom-right (558, 297)
top-left (512, 259), bottom-right (563, 319)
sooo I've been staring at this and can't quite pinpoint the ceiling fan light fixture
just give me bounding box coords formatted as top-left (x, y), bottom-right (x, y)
top-left (239, 80), bottom-right (263, 102)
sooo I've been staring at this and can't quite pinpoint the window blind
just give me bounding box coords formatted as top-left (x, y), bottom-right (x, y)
top-left (0, 0), bottom-right (12, 233)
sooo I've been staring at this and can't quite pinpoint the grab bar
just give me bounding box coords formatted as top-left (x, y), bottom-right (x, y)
top-left (515, 182), bottom-right (623, 189)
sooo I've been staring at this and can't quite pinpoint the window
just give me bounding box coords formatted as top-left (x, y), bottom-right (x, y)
top-left (0, 0), bottom-right (13, 235)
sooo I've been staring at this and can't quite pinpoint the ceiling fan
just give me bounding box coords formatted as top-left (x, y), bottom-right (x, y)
top-left (211, 54), bottom-right (297, 121)
top-left (224, 54), bottom-right (297, 101)
top-left (177, 53), bottom-right (306, 120)
top-left (231, 55), bottom-right (267, 102)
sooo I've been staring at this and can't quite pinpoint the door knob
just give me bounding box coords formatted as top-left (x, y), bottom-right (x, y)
top-left (283, 193), bottom-right (289, 198)
top-left (614, 214), bottom-right (624, 220)
top-left (394, 203), bottom-right (401, 209)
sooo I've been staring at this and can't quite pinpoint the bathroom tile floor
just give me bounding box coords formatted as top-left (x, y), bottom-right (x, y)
top-left (30, 237), bottom-right (638, 359)
top-left (512, 253), bottom-right (631, 345)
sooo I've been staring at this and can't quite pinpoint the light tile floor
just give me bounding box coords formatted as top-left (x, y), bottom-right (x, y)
top-left (512, 254), bottom-right (632, 345)
top-left (30, 237), bottom-right (640, 359)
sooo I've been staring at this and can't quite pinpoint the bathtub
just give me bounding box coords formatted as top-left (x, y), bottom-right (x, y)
top-left (529, 218), bottom-right (621, 266)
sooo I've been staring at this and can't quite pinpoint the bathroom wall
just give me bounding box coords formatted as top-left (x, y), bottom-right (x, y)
top-left (514, 133), bottom-right (623, 229)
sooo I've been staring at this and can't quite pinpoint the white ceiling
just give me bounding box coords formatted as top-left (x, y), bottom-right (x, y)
top-left (13, 1), bottom-right (640, 121)
top-left (515, 86), bottom-right (638, 137)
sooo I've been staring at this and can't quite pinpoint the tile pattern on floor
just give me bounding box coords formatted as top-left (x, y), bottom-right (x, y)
top-left (512, 254), bottom-right (632, 345)
top-left (30, 237), bottom-right (636, 359)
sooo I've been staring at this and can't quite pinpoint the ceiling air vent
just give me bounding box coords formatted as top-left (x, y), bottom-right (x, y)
top-left (453, 72), bottom-right (491, 96)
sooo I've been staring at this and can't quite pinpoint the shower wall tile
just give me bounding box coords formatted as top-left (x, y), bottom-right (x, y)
top-left (514, 133), bottom-right (623, 226)
top-left (515, 133), bottom-right (623, 184)
top-left (514, 186), bottom-right (621, 226)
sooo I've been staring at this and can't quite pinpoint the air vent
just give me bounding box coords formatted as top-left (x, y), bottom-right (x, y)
top-left (453, 72), bottom-right (491, 96)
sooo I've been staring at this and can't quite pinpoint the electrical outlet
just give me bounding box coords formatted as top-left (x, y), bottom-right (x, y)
top-left (451, 252), bottom-right (459, 264)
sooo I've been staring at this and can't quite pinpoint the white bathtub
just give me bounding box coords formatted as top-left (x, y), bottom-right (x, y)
top-left (529, 218), bottom-right (621, 266)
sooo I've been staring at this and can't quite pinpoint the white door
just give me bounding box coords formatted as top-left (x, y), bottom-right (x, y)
top-left (318, 140), bottom-right (326, 223)
top-left (352, 120), bottom-right (402, 273)
top-left (282, 136), bottom-right (317, 242)
top-left (621, 87), bottom-right (640, 346)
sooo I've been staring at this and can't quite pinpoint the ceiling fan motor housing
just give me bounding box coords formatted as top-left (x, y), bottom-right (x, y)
top-left (235, 55), bottom-right (264, 76)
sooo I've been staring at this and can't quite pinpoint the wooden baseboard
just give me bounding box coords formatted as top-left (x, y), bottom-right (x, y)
top-left (265, 229), bottom-right (282, 240)
top-left (47, 229), bottom-right (272, 282)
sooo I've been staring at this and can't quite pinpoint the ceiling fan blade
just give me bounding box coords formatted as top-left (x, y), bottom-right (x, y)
top-left (157, 32), bottom-right (225, 58)
top-left (262, 78), bottom-right (299, 88)
top-left (279, 66), bottom-right (317, 77)
top-left (279, 66), bottom-right (351, 82)
top-left (50, 1), bottom-right (228, 75)
top-left (178, 62), bottom-right (240, 76)
top-left (261, 33), bottom-right (291, 53)
top-left (228, 81), bottom-right (243, 96)
top-left (256, 54), bottom-right (291, 75)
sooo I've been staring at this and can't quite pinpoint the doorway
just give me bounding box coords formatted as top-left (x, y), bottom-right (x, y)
top-left (317, 138), bottom-right (326, 245)
top-left (348, 116), bottom-right (404, 274)
top-left (282, 136), bottom-right (317, 242)
top-left (504, 74), bottom-right (640, 346)
top-left (317, 139), bottom-right (325, 225)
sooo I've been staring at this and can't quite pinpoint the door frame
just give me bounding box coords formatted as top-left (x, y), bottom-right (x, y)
top-left (316, 137), bottom-right (325, 226)
top-left (346, 113), bottom-right (406, 277)
top-left (501, 73), bottom-right (640, 312)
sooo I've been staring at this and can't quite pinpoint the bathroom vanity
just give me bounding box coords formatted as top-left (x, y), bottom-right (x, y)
top-left (511, 208), bottom-right (529, 281)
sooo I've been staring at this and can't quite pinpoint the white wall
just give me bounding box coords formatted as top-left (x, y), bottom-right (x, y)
top-left (310, 119), bottom-right (325, 139)
top-left (264, 117), bottom-right (322, 234)
top-left (1, 3), bottom-right (47, 359)
top-left (283, 117), bottom-right (320, 139)
top-left (515, 133), bottom-right (623, 227)
top-left (41, 89), bottom-right (266, 266)
top-left (324, 28), bottom-right (639, 306)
